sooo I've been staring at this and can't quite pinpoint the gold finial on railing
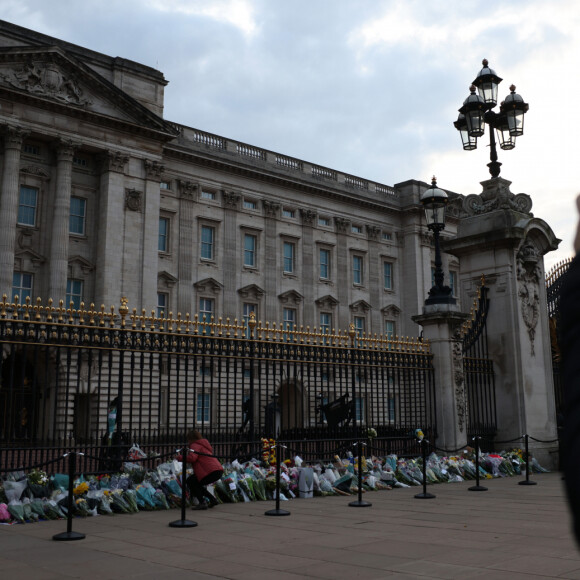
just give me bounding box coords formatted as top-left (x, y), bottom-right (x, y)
top-left (119, 297), bottom-right (129, 327)
top-left (248, 311), bottom-right (256, 339)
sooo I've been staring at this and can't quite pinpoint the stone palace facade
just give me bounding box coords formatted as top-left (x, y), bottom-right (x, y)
top-left (0, 19), bottom-right (463, 339)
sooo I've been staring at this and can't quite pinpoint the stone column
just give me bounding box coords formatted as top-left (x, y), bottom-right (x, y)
top-left (0, 126), bottom-right (28, 298)
top-left (334, 217), bottom-right (350, 329)
top-left (445, 177), bottom-right (560, 467)
top-left (300, 209), bottom-right (316, 324)
top-left (413, 306), bottom-right (469, 452)
top-left (95, 151), bottom-right (129, 309)
top-left (366, 224), bottom-right (381, 333)
top-left (177, 180), bottom-right (196, 317)
top-left (222, 190), bottom-right (240, 320)
top-left (141, 160), bottom-right (163, 312)
top-left (263, 200), bottom-right (280, 321)
top-left (49, 139), bottom-right (77, 302)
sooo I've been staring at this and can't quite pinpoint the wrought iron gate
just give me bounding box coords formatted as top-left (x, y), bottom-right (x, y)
top-left (462, 277), bottom-right (497, 441)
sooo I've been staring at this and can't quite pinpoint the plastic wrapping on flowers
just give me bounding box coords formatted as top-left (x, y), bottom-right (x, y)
top-left (0, 446), bottom-right (552, 523)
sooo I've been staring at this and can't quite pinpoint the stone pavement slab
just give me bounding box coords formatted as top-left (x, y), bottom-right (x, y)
top-left (1, 472), bottom-right (579, 579)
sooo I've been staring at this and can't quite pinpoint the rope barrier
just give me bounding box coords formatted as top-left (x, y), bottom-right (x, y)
top-left (493, 435), bottom-right (525, 444)
top-left (528, 436), bottom-right (559, 444)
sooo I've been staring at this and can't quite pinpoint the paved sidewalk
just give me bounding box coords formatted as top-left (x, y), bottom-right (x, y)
top-left (1, 472), bottom-right (579, 579)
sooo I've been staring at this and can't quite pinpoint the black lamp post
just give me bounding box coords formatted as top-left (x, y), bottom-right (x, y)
top-left (454, 59), bottom-right (529, 178)
top-left (420, 177), bottom-right (455, 306)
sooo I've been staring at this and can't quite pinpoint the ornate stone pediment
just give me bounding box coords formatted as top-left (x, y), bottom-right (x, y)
top-left (14, 247), bottom-right (45, 270)
top-left (194, 277), bottom-right (223, 295)
top-left (0, 47), bottom-right (177, 138)
top-left (237, 284), bottom-right (265, 300)
top-left (315, 294), bottom-right (339, 309)
top-left (350, 300), bottom-right (371, 314)
top-left (158, 271), bottom-right (178, 289)
top-left (381, 304), bottom-right (401, 318)
top-left (68, 255), bottom-right (95, 275)
top-left (278, 290), bottom-right (303, 305)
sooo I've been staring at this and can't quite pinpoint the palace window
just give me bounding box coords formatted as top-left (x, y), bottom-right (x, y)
top-left (157, 293), bottom-right (168, 318)
top-left (66, 279), bottom-right (83, 310)
top-left (353, 255), bottom-right (363, 285)
top-left (200, 225), bottom-right (215, 260)
top-left (320, 248), bottom-right (331, 280)
top-left (158, 217), bottom-right (169, 252)
top-left (197, 393), bottom-right (211, 423)
top-left (18, 186), bottom-right (38, 227)
top-left (383, 262), bottom-right (393, 290)
top-left (12, 272), bottom-right (33, 302)
top-left (283, 241), bottom-right (295, 274)
top-left (244, 233), bottom-right (257, 267)
top-left (69, 197), bottom-right (86, 235)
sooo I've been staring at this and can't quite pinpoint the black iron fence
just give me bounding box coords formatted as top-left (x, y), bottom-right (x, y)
top-left (546, 258), bottom-right (573, 417)
top-left (0, 296), bottom-right (435, 472)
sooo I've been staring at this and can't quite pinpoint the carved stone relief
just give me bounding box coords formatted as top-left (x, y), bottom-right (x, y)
top-left (300, 209), bottom-right (317, 226)
top-left (178, 180), bottom-right (197, 199)
top-left (463, 178), bottom-right (533, 216)
top-left (366, 225), bottom-right (381, 240)
top-left (516, 240), bottom-right (541, 355)
top-left (334, 217), bottom-right (350, 234)
top-left (222, 190), bottom-right (240, 209)
top-left (21, 165), bottom-right (50, 179)
top-left (100, 150), bottom-right (129, 173)
top-left (0, 60), bottom-right (92, 106)
top-left (263, 200), bottom-right (280, 218)
top-left (144, 159), bottom-right (164, 180)
top-left (452, 326), bottom-right (466, 433)
top-left (125, 188), bottom-right (142, 212)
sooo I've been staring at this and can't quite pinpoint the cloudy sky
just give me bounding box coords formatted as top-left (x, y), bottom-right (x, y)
top-left (2, 0), bottom-right (578, 270)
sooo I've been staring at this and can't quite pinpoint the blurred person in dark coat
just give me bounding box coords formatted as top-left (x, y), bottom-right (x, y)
top-left (561, 194), bottom-right (580, 544)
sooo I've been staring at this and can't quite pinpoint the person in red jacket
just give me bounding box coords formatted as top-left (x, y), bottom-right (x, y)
top-left (177, 429), bottom-right (223, 510)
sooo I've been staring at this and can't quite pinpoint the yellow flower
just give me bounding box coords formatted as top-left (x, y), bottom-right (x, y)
top-left (73, 481), bottom-right (89, 495)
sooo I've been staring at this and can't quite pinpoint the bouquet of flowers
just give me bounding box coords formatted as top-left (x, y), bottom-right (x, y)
top-left (98, 474), bottom-right (111, 489)
top-left (98, 493), bottom-right (114, 515)
top-left (7, 500), bottom-right (26, 523)
top-left (135, 485), bottom-right (157, 510)
top-left (214, 477), bottom-right (238, 503)
top-left (74, 481), bottom-right (90, 496)
top-left (27, 468), bottom-right (51, 498)
top-left (29, 499), bottom-right (47, 520)
top-left (123, 489), bottom-right (139, 513)
top-left (161, 478), bottom-right (184, 507)
top-left (3, 479), bottom-right (27, 502)
top-left (75, 497), bottom-right (91, 517)
top-left (238, 476), bottom-right (255, 502)
top-left (52, 474), bottom-right (69, 492)
top-left (106, 489), bottom-right (132, 514)
top-left (0, 502), bottom-right (11, 522)
top-left (154, 489), bottom-right (170, 510)
top-left (44, 499), bottom-right (66, 519)
top-left (366, 427), bottom-right (378, 440)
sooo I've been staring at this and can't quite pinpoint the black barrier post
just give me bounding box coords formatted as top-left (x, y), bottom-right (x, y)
top-left (519, 434), bottom-right (537, 486)
top-left (169, 444), bottom-right (198, 528)
top-left (349, 440), bottom-right (372, 507)
top-left (53, 452), bottom-right (85, 541)
top-left (468, 436), bottom-right (488, 492)
top-left (415, 438), bottom-right (436, 499)
top-left (265, 442), bottom-right (290, 516)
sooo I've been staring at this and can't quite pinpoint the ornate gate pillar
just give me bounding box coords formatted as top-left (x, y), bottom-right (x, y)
top-left (413, 307), bottom-right (469, 453)
top-left (445, 177), bottom-right (560, 467)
